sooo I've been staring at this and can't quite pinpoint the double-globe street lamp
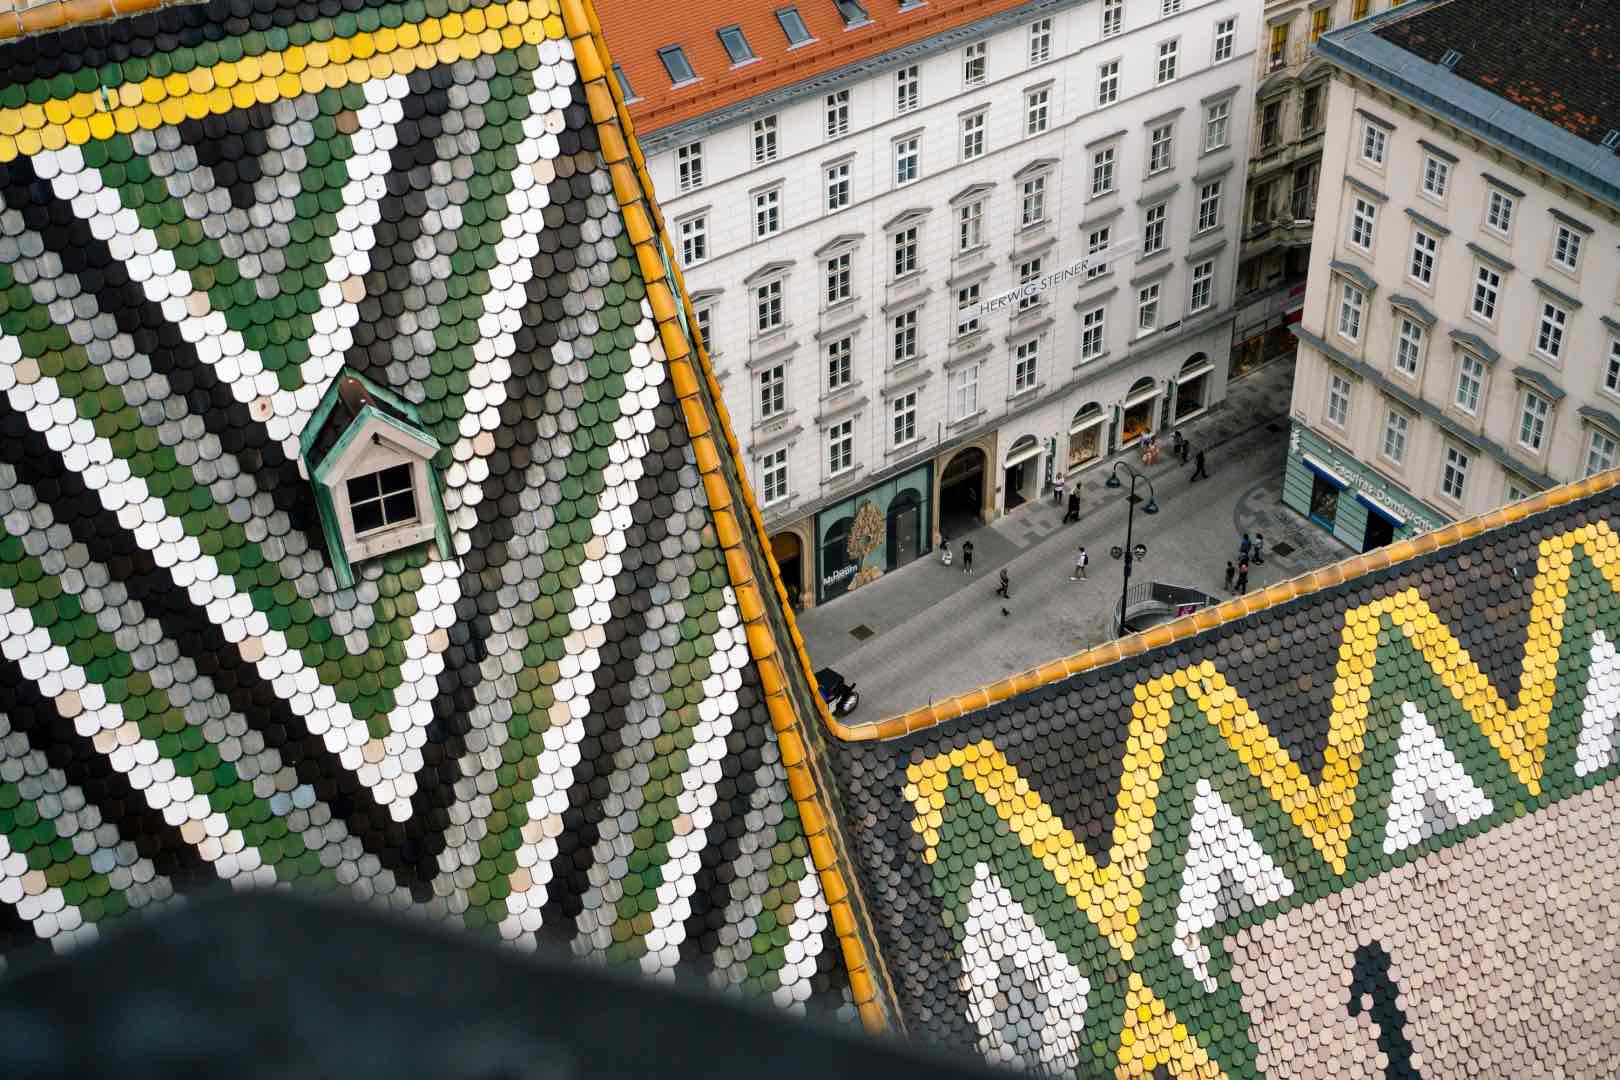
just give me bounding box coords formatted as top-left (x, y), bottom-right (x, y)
top-left (1104, 461), bottom-right (1158, 636)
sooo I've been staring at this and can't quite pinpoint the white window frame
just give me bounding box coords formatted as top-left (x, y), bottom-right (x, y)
top-left (1028, 17), bottom-right (1052, 65)
top-left (755, 278), bottom-right (786, 334)
top-left (963, 40), bottom-right (987, 86)
top-left (676, 142), bottom-right (704, 192)
top-left (1360, 122), bottom-right (1387, 166)
top-left (1097, 59), bottom-right (1120, 106)
top-left (825, 251), bottom-right (853, 308)
top-left (1081, 304), bottom-right (1107, 360)
top-left (1381, 408), bottom-right (1409, 464)
top-left (1160, 0), bottom-right (1182, 15)
top-left (1156, 39), bottom-right (1179, 84)
top-left (1013, 338), bottom-right (1040, 393)
top-left (752, 116), bottom-right (778, 165)
top-left (1196, 180), bottom-right (1223, 233)
top-left (1587, 428), bottom-right (1619, 478)
top-left (1086, 226), bottom-right (1111, 279)
top-left (1017, 257), bottom-right (1043, 311)
top-left (949, 364), bottom-right (980, 422)
top-left (1517, 388), bottom-right (1551, 452)
top-left (956, 283), bottom-right (982, 337)
top-left (1101, 0), bottom-right (1123, 38)
top-left (1136, 282), bottom-right (1161, 334)
top-left (1091, 146), bottom-right (1116, 196)
top-left (693, 302), bottom-right (714, 351)
top-left (825, 335), bottom-right (853, 391)
top-left (892, 226), bottom-right (919, 278)
top-left (753, 186), bottom-right (782, 240)
top-left (758, 363), bottom-right (786, 420)
top-left (1203, 100), bottom-right (1230, 151)
top-left (891, 309), bottom-right (919, 365)
top-left (1394, 317), bottom-right (1424, 377)
top-left (1421, 154), bottom-right (1450, 200)
top-left (1470, 264), bottom-right (1501, 322)
top-left (893, 136), bottom-right (920, 186)
top-left (895, 65), bottom-right (920, 115)
top-left (1148, 123), bottom-right (1174, 175)
top-left (1020, 175), bottom-right (1047, 228)
top-left (1336, 280), bottom-right (1365, 343)
top-left (827, 419), bottom-right (855, 476)
top-left (1455, 354), bottom-right (1485, 415)
top-left (1552, 225), bottom-right (1583, 274)
top-left (1189, 259), bottom-right (1214, 313)
top-left (1348, 196), bottom-right (1377, 251)
top-left (958, 199), bottom-right (984, 253)
top-left (1326, 372), bottom-right (1352, 428)
top-left (892, 390), bottom-right (919, 446)
top-left (1213, 17), bottom-right (1235, 61)
top-left (1142, 202), bottom-right (1167, 255)
top-left (1606, 336), bottom-right (1620, 396)
top-left (1408, 228), bottom-right (1437, 287)
top-left (1441, 444), bottom-right (1470, 502)
top-left (825, 90), bottom-right (850, 138)
top-left (960, 109), bottom-right (987, 161)
top-left (678, 214), bottom-right (707, 267)
top-left (1535, 300), bottom-right (1568, 362)
top-left (1485, 187), bottom-right (1515, 238)
top-left (1025, 85), bottom-right (1051, 136)
top-left (825, 160), bottom-right (852, 213)
top-left (760, 447), bottom-right (789, 505)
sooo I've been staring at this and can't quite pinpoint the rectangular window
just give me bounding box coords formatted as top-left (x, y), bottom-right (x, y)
top-left (759, 364), bottom-right (786, 419)
top-left (1204, 100), bottom-right (1230, 151)
top-left (960, 110), bottom-right (987, 161)
top-left (1485, 188), bottom-right (1515, 236)
top-left (1197, 180), bottom-right (1222, 232)
top-left (1455, 355), bottom-right (1484, 414)
top-left (1291, 162), bottom-right (1319, 219)
top-left (754, 187), bottom-right (781, 239)
top-left (1137, 283), bottom-right (1161, 333)
top-left (718, 25), bottom-right (755, 64)
top-left (1143, 203), bottom-right (1167, 255)
top-left (613, 64), bottom-right (637, 101)
top-left (1337, 281), bottom-right (1365, 342)
top-left (1021, 176), bottom-right (1047, 228)
top-left (825, 252), bottom-right (852, 307)
top-left (659, 45), bottom-right (697, 84)
top-left (1588, 430), bottom-right (1619, 478)
top-left (1382, 410), bottom-right (1409, 464)
top-left (963, 41), bottom-right (987, 86)
top-left (1014, 339), bottom-right (1039, 393)
top-left (1189, 259), bottom-right (1214, 312)
top-left (892, 309), bottom-right (918, 364)
top-left (1326, 373), bottom-right (1352, 427)
top-left (693, 303), bottom-right (714, 349)
top-left (1156, 39), bottom-right (1179, 84)
top-left (1518, 390), bottom-right (1551, 451)
top-left (676, 142), bottom-right (704, 191)
top-left (895, 65), bottom-right (920, 114)
top-left (1259, 100), bottom-right (1282, 150)
top-left (1442, 445), bottom-right (1470, 501)
top-left (1161, 0), bottom-right (1182, 14)
top-left (1091, 146), bottom-right (1116, 196)
top-left (1214, 17), bottom-right (1236, 61)
top-left (833, 0), bottom-right (867, 26)
top-left (752, 116), bottom-right (778, 164)
top-left (825, 160), bottom-right (851, 212)
top-left (1250, 180), bottom-right (1273, 227)
top-left (1409, 229), bottom-right (1437, 285)
top-left (892, 391), bottom-right (918, 446)
top-left (678, 216), bottom-right (707, 266)
top-left (1394, 317), bottom-right (1424, 376)
top-left (1081, 305), bottom-right (1107, 359)
top-left (825, 90), bottom-right (850, 138)
top-left (1086, 226), bottom-right (1111, 279)
top-left (1352, 0), bottom-right (1369, 17)
top-left (1348, 196), bottom-right (1377, 250)
top-left (1017, 257), bottom-right (1043, 311)
top-left (1553, 225), bottom-right (1583, 272)
top-left (893, 136), bottom-right (920, 186)
top-left (1422, 155), bottom-right (1450, 199)
top-left (950, 364), bottom-right (979, 422)
top-left (1148, 123), bottom-right (1174, 174)
top-left (1607, 337), bottom-right (1620, 393)
top-left (1301, 84), bottom-right (1323, 132)
top-left (826, 336), bottom-right (853, 391)
top-left (1361, 122), bottom-right (1387, 165)
top-left (1471, 265), bottom-right (1501, 321)
top-left (956, 284), bottom-right (982, 336)
top-left (958, 200), bottom-right (984, 252)
top-left (1102, 0), bottom-right (1123, 38)
top-left (1097, 59), bottom-right (1120, 106)
top-left (760, 447), bottom-right (788, 505)
top-left (777, 6), bottom-right (813, 46)
top-left (827, 419), bottom-right (854, 475)
top-left (1309, 7), bottom-right (1331, 43)
top-left (893, 226), bottom-right (918, 277)
top-left (1025, 86), bottom-right (1050, 136)
top-left (1028, 17), bottom-right (1052, 64)
top-left (1268, 24), bottom-right (1288, 70)
top-left (1536, 301), bottom-right (1568, 361)
top-left (755, 280), bottom-right (785, 333)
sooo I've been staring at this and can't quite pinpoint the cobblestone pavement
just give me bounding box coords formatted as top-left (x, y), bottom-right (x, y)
top-left (795, 354), bottom-right (1352, 720)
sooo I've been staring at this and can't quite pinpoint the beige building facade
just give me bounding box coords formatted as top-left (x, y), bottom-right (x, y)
top-left (1284, 0), bottom-right (1620, 552)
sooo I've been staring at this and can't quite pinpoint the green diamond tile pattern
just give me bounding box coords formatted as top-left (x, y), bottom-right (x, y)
top-left (833, 495), bottom-right (1620, 1077)
top-left (0, 0), bottom-right (850, 1017)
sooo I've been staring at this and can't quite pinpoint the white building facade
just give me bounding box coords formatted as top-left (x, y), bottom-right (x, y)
top-left (639, 0), bottom-right (1256, 607)
top-left (1287, 1), bottom-right (1620, 552)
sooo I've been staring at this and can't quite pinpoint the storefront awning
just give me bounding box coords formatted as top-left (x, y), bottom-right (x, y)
top-left (1123, 386), bottom-right (1160, 408)
top-left (1069, 412), bottom-right (1108, 434)
top-left (1176, 363), bottom-right (1214, 384)
top-left (1301, 454), bottom-right (1350, 487)
top-left (1004, 442), bottom-right (1042, 467)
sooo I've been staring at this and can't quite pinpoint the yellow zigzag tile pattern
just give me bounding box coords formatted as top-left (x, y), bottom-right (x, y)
top-left (902, 520), bottom-right (1620, 1077)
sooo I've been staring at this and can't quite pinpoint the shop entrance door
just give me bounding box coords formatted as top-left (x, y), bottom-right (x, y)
top-left (1362, 510), bottom-right (1395, 552)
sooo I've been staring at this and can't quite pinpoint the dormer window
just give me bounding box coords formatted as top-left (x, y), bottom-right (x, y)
top-left (300, 372), bottom-right (453, 586)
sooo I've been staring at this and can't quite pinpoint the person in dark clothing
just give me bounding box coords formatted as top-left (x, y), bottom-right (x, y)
top-left (1190, 449), bottom-right (1208, 481)
top-left (962, 540), bottom-right (974, 573)
top-left (995, 568), bottom-right (1010, 598)
top-left (1252, 532), bottom-right (1265, 564)
top-left (1239, 532), bottom-right (1252, 563)
top-left (1234, 560), bottom-right (1249, 593)
top-left (1177, 432), bottom-right (1190, 465)
top-left (1064, 490), bottom-right (1081, 523)
top-left (1224, 561), bottom-right (1234, 591)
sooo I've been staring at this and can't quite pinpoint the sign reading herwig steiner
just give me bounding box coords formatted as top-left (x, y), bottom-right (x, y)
top-left (1225, 776), bottom-right (1620, 1078)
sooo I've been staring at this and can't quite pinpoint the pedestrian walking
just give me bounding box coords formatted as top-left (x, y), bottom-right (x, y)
top-left (1053, 476), bottom-right (1066, 506)
top-left (1071, 546), bottom-right (1089, 581)
top-left (1253, 532), bottom-right (1265, 564)
top-left (1190, 449), bottom-right (1208, 481)
top-left (1177, 432), bottom-right (1190, 465)
top-left (1064, 490), bottom-right (1081, 523)
top-left (1223, 561), bottom-right (1234, 591)
top-left (1239, 532), bottom-right (1252, 563)
top-left (1235, 560), bottom-right (1249, 594)
top-left (962, 540), bottom-right (974, 574)
top-left (940, 538), bottom-right (953, 566)
top-left (995, 568), bottom-right (1011, 598)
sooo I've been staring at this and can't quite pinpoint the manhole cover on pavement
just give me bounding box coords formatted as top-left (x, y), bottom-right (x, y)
top-left (849, 624), bottom-right (876, 641)
top-left (1272, 542), bottom-right (1295, 557)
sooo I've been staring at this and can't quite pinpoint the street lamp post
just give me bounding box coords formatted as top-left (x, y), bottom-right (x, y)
top-left (1105, 461), bottom-right (1158, 636)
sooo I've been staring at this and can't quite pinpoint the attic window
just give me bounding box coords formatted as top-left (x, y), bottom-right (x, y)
top-left (300, 372), bottom-right (453, 587)
top-left (1439, 49), bottom-right (1462, 69)
top-left (718, 25), bottom-right (756, 63)
top-left (613, 63), bottom-right (638, 100)
top-left (833, 0), bottom-right (867, 26)
top-left (1603, 130), bottom-right (1620, 151)
top-left (659, 45), bottom-right (697, 84)
top-left (777, 6), bottom-right (814, 45)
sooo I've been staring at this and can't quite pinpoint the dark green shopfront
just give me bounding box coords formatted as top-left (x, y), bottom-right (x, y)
top-left (1283, 424), bottom-right (1449, 553)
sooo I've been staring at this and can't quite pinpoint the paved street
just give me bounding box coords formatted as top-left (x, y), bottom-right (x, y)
top-left (795, 355), bottom-right (1352, 720)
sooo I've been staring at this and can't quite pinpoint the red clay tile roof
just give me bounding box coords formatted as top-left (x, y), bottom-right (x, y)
top-left (594, 0), bottom-right (1032, 134)
top-left (1374, 0), bottom-right (1619, 148)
